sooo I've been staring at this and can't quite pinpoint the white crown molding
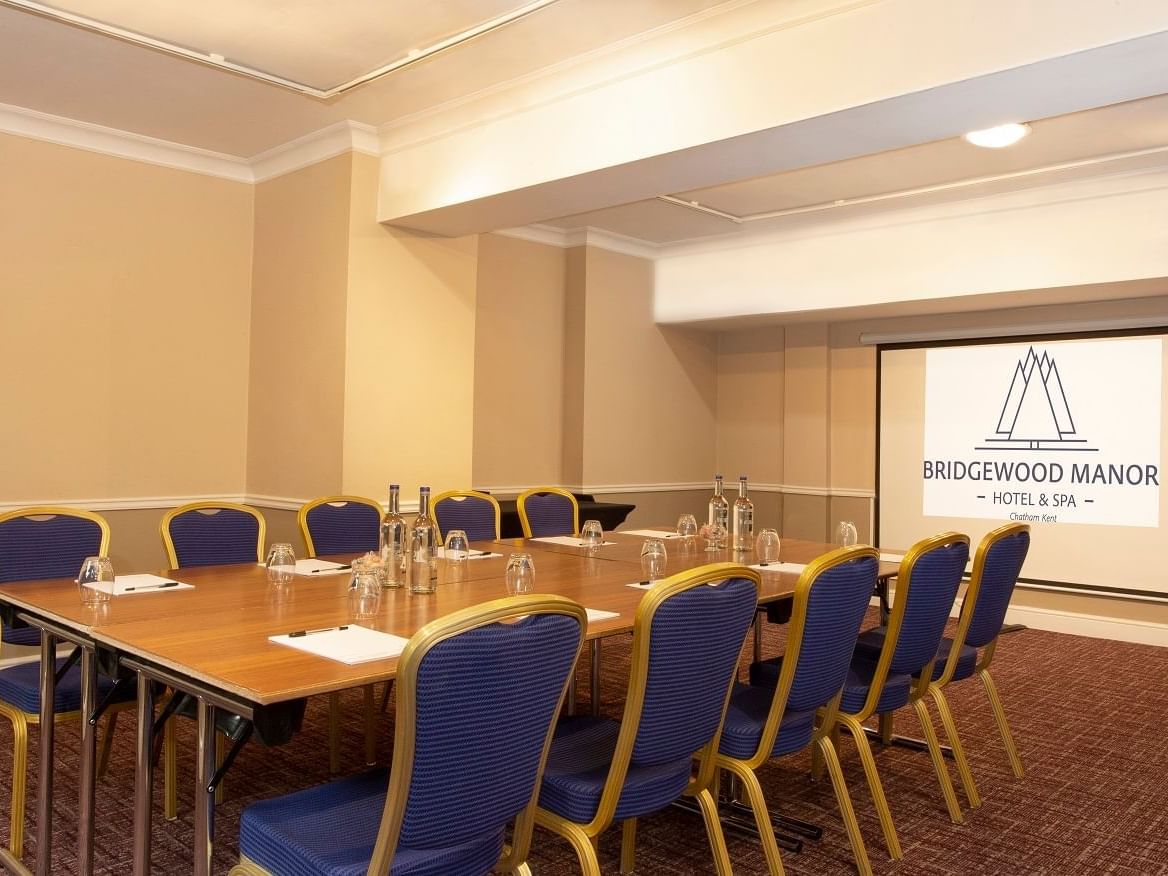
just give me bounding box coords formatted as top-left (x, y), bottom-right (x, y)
top-left (0, 101), bottom-right (252, 182)
top-left (250, 120), bottom-right (380, 183)
top-left (495, 224), bottom-right (662, 260)
top-left (0, 494), bottom-right (249, 514)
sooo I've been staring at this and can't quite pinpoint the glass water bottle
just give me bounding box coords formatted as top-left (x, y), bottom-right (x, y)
top-left (410, 486), bottom-right (438, 594)
top-left (379, 484), bottom-right (406, 588)
top-left (732, 475), bottom-right (754, 552)
top-left (707, 474), bottom-right (729, 531)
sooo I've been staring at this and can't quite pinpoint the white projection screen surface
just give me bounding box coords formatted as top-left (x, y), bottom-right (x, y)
top-left (878, 331), bottom-right (1168, 599)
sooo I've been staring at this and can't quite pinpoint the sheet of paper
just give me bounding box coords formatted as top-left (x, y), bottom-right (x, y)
top-left (585, 609), bottom-right (620, 623)
top-left (83, 574), bottom-right (194, 595)
top-left (621, 529), bottom-right (682, 538)
top-left (879, 553), bottom-right (905, 563)
top-left (268, 624), bottom-right (409, 665)
top-left (749, 562), bottom-right (807, 574)
top-left (531, 536), bottom-right (617, 547)
top-left (436, 548), bottom-right (502, 560)
top-left (294, 559), bottom-right (350, 576)
top-left (626, 581), bottom-right (654, 590)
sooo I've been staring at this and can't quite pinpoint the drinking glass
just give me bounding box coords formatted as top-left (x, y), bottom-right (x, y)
top-left (756, 529), bottom-right (781, 564)
top-left (700, 522), bottom-right (726, 552)
top-left (676, 513), bottom-right (698, 542)
top-left (836, 521), bottom-right (859, 547)
top-left (640, 538), bottom-right (668, 582)
top-left (349, 565), bottom-right (382, 620)
top-left (77, 556), bottom-right (114, 605)
top-left (580, 519), bottom-right (604, 549)
top-left (348, 555), bottom-right (372, 590)
top-left (266, 543), bottom-right (296, 586)
top-left (505, 553), bottom-right (536, 595)
top-left (443, 530), bottom-right (470, 583)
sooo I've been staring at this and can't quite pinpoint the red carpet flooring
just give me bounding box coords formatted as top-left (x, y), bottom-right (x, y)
top-left (5, 612), bottom-right (1168, 874)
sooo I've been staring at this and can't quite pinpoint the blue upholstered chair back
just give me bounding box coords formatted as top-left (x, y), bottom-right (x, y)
top-left (889, 540), bottom-right (969, 675)
top-left (522, 493), bottom-right (575, 538)
top-left (630, 576), bottom-right (758, 767)
top-left (397, 612), bottom-right (582, 849)
top-left (0, 510), bottom-right (106, 645)
top-left (965, 528), bottom-right (1030, 649)
top-left (303, 500), bottom-right (380, 556)
top-left (434, 494), bottom-right (498, 541)
top-left (167, 507), bottom-right (261, 568)
top-left (787, 555), bottom-right (878, 712)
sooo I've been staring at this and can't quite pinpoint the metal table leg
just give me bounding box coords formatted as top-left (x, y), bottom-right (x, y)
top-left (132, 673), bottom-right (155, 876)
top-left (77, 648), bottom-right (97, 876)
top-left (194, 698), bottom-right (217, 876)
top-left (590, 640), bottom-right (602, 717)
top-left (35, 632), bottom-right (56, 876)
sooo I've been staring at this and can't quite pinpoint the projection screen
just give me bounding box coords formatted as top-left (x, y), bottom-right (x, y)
top-left (878, 330), bottom-right (1168, 600)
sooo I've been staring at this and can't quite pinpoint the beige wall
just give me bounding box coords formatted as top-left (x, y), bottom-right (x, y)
top-left (343, 153), bottom-right (478, 502)
top-left (0, 133), bottom-right (254, 502)
top-left (247, 154), bottom-right (352, 500)
top-left (471, 233), bottom-right (566, 488)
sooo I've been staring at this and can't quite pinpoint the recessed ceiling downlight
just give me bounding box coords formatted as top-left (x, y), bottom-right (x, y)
top-left (963, 123), bottom-right (1031, 148)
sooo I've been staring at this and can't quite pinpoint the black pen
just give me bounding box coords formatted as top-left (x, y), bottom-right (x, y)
top-left (289, 625), bottom-right (349, 638)
top-left (311, 564), bottom-right (351, 573)
top-left (124, 581), bottom-right (180, 591)
top-left (636, 580), bottom-right (651, 586)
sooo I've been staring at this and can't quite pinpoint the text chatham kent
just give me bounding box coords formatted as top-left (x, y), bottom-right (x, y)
top-left (922, 461), bottom-right (1159, 485)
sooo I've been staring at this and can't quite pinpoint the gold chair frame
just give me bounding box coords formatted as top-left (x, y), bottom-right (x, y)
top-left (431, 489), bottom-right (502, 541)
top-left (296, 494), bottom-right (383, 559)
top-left (715, 546), bottom-right (878, 876)
top-left (924, 522), bottom-right (1030, 812)
top-left (159, 501), bottom-right (267, 569)
top-left (516, 487), bottom-right (579, 539)
top-left (535, 562), bottom-right (761, 876)
top-left (831, 532), bottom-right (971, 860)
top-left (0, 507), bottom-right (129, 861)
top-left (230, 594), bottom-right (588, 876)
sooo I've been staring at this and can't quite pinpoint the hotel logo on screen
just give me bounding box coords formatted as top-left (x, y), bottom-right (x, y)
top-left (922, 339), bottom-right (1162, 528)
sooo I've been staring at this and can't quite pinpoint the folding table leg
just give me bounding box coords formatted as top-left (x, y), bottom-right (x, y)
top-left (194, 698), bottom-right (217, 876)
top-left (133, 673), bottom-right (155, 876)
top-left (77, 648), bottom-right (98, 876)
top-left (35, 631), bottom-right (57, 876)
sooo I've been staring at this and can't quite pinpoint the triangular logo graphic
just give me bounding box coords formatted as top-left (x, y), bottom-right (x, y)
top-left (978, 347), bottom-right (1095, 451)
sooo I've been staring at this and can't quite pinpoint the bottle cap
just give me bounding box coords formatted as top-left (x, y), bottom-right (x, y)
top-left (390, 484), bottom-right (399, 489)
top-left (739, 475), bottom-right (747, 480)
top-left (420, 486), bottom-right (430, 492)
top-left (715, 474), bottom-right (723, 479)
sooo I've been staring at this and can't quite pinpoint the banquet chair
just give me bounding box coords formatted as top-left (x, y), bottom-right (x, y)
top-left (517, 487), bottom-right (578, 538)
top-left (536, 563), bottom-right (760, 876)
top-left (158, 502), bottom-right (307, 817)
top-left (722, 546), bottom-right (880, 876)
top-left (433, 490), bottom-right (501, 541)
top-left (0, 507), bottom-right (134, 860)
top-left (832, 533), bottom-right (970, 859)
top-left (229, 594), bottom-right (587, 876)
top-left (298, 495), bottom-right (384, 771)
top-left (298, 495), bottom-right (382, 558)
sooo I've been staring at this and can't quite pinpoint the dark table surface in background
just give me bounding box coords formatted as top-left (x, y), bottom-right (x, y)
top-left (494, 493), bottom-right (635, 538)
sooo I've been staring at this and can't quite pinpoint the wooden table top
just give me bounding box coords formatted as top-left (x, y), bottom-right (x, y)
top-left (0, 532), bottom-right (897, 709)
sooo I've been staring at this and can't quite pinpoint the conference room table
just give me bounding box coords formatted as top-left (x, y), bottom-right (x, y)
top-left (0, 531), bottom-right (900, 876)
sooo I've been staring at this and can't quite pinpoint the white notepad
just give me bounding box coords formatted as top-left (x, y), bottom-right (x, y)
top-left (621, 529), bottom-right (682, 539)
top-left (269, 625), bottom-right (409, 665)
top-left (879, 553), bottom-right (905, 563)
top-left (531, 536), bottom-right (617, 547)
top-left (436, 548), bottom-right (502, 560)
top-left (585, 609), bottom-right (620, 623)
top-left (293, 559), bottom-right (351, 576)
top-left (83, 574), bottom-right (194, 596)
top-left (749, 562), bottom-right (807, 574)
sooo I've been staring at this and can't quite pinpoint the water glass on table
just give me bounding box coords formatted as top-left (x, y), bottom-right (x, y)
top-left (505, 553), bottom-right (535, 595)
top-left (676, 513), bottom-right (698, 543)
top-left (349, 563), bottom-right (382, 620)
top-left (700, 522), bottom-right (726, 552)
top-left (580, 519), bottom-right (604, 549)
top-left (443, 530), bottom-right (470, 583)
top-left (836, 521), bottom-right (859, 547)
top-left (755, 529), bottom-right (781, 565)
top-left (266, 543), bottom-right (296, 586)
top-left (77, 555), bottom-right (114, 605)
top-left (640, 538), bottom-right (668, 582)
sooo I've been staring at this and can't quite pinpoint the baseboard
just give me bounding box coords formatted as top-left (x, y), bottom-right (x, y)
top-left (1003, 604), bottom-right (1168, 647)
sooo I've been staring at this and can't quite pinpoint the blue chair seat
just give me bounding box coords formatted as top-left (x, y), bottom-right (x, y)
top-left (0, 658), bottom-right (134, 715)
top-left (239, 768), bottom-right (505, 876)
top-left (854, 628), bottom-right (977, 682)
top-left (718, 681), bottom-right (818, 760)
top-left (2, 626), bottom-right (40, 648)
top-left (539, 716), bottom-right (693, 823)
top-left (839, 655), bottom-right (912, 714)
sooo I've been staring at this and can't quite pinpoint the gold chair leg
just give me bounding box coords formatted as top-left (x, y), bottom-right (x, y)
top-left (97, 710), bottom-right (118, 778)
top-left (722, 760), bottom-right (785, 876)
top-left (839, 715), bottom-right (901, 859)
top-left (560, 821), bottom-right (603, 876)
top-left (514, 864), bottom-right (533, 876)
top-left (929, 686), bottom-right (981, 809)
top-left (979, 669), bottom-right (1024, 778)
top-left (328, 691), bottom-right (341, 774)
top-left (2, 707), bottom-right (29, 860)
top-left (163, 715), bottom-right (178, 820)
top-left (817, 736), bottom-right (873, 876)
top-left (363, 684), bottom-right (377, 766)
top-left (878, 712), bottom-right (894, 745)
top-left (694, 787), bottom-right (735, 876)
top-left (620, 818), bottom-right (637, 874)
top-left (911, 698), bottom-right (963, 824)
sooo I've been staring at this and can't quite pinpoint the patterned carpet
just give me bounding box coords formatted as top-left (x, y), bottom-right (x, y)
top-left (6, 611), bottom-right (1168, 874)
